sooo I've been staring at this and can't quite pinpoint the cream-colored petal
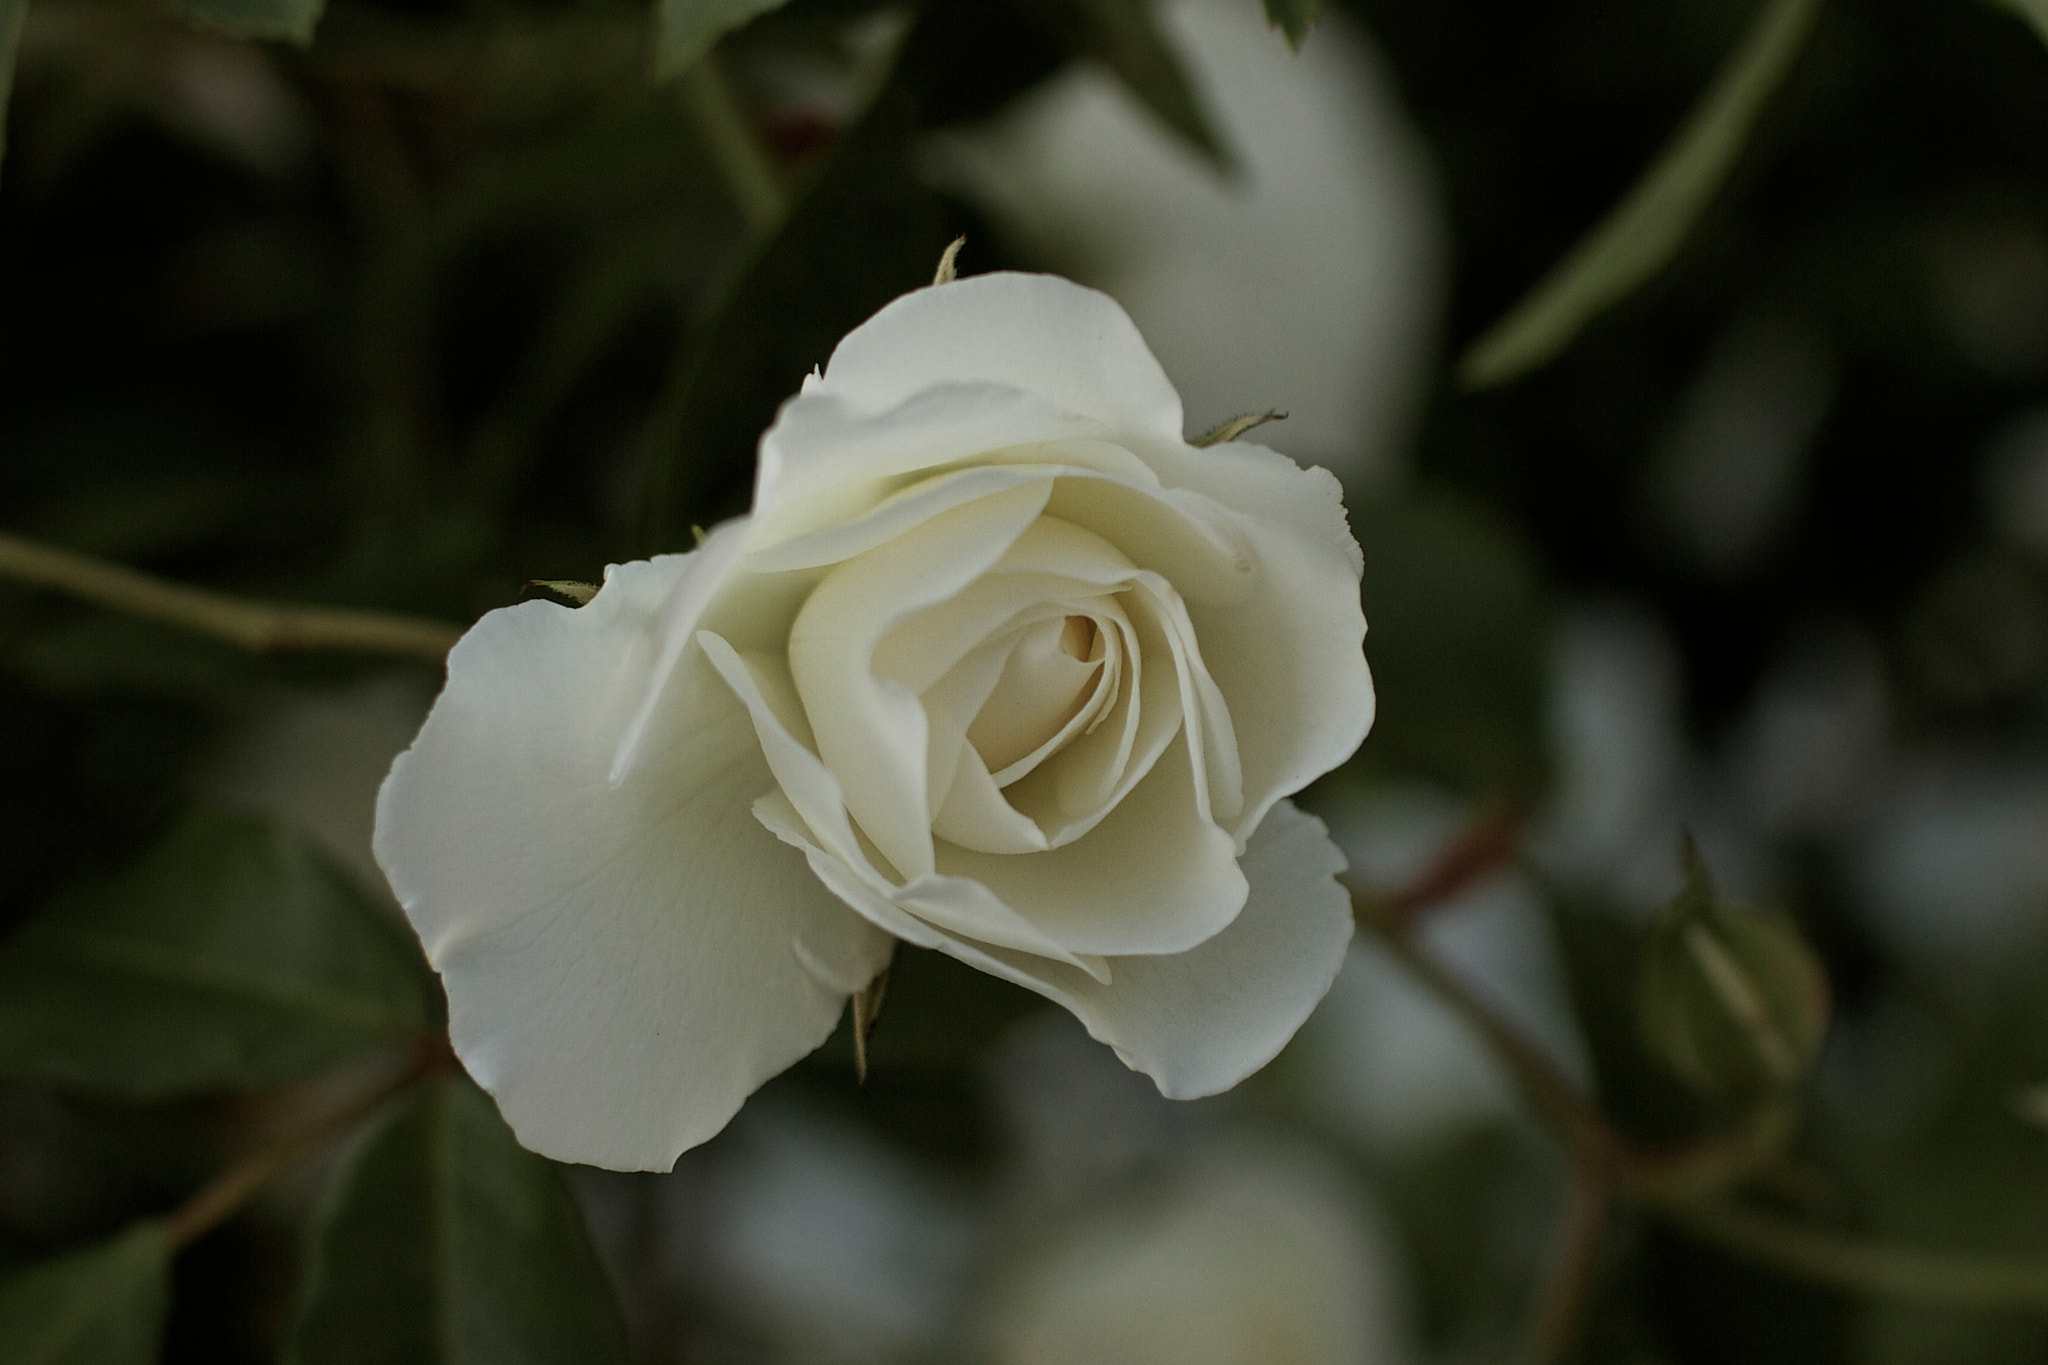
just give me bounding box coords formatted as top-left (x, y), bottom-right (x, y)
top-left (931, 741), bottom-right (1050, 854)
top-left (937, 737), bottom-right (1244, 958)
top-left (966, 614), bottom-right (1104, 774)
top-left (977, 801), bottom-right (1353, 1098)
top-left (1070, 801), bottom-right (1354, 1096)
top-left (761, 797), bottom-right (1352, 1100)
top-left (373, 553), bottom-right (890, 1172)
top-left (1179, 506), bottom-right (1371, 843)
top-left (1144, 438), bottom-right (1364, 577)
top-left (707, 641), bottom-right (1108, 976)
top-left (1002, 595), bottom-right (1170, 845)
top-left (751, 409), bottom-right (1067, 568)
top-left (814, 272), bottom-right (1186, 451)
top-left (751, 791), bottom-right (1109, 980)
top-left (788, 483), bottom-right (1051, 880)
top-left (607, 519), bottom-right (751, 786)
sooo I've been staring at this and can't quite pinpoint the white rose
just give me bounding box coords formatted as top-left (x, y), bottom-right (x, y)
top-left (373, 272), bottom-right (1373, 1171)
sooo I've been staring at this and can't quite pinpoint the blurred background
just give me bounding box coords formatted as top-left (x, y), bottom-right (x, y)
top-left (5, 0), bottom-right (2048, 1359)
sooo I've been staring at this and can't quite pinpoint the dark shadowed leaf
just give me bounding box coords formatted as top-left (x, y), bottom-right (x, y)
top-left (1348, 491), bottom-right (1551, 802)
top-left (1260, 0), bottom-right (1320, 49)
top-left (656, 0), bottom-right (792, 79)
top-left (289, 1074), bottom-right (628, 1365)
top-left (0, 809), bottom-right (438, 1100)
top-left (160, 0), bottom-right (323, 43)
top-left (637, 85), bottom-right (955, 550)
top-left (0, 1222), bottom-right (171, 1365)
top-left (1014, 0), bottom-right (1229, 167)
top-left (1458, 0), bottom-right (1821, 388)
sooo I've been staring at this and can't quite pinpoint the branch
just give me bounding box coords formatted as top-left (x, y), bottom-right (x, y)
top-left (0, 532), bottom-right (464, 664)
top-left (1354, 890), bottom-right (1613, 1159)
top-left (1528, 1156), bottom-right (1616, 1365)
top-left (1352, 812), bottom-right (2048, 1325)
top-left (164, 1041), bottom-right (451, 1249)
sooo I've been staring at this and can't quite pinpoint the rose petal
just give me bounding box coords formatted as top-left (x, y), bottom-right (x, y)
top-left (758, 797), bottom-right (1352, 1098)
top-left (980, 801), bottom-right (1353, 1096)
top-left (1180, 508), bottom-right (1372, 842)
top-left (936, 737), bottom-right (1247, 958)
top-left (815, 273), bottom-right (1186, 451)
top-left (788, 482), bottom-right (1051, 879)
top-left (1057, 800), bottom-right (1355, 1096)
top-left (374, 551), bottom-right (892, 1172)
top-left (750, 387), bottom-right (1108, 559)
top-left (712, 640), bottom-right (1111, 976)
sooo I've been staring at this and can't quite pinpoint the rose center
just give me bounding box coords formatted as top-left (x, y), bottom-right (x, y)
top-left (966, 613), bottom-right (1106, 776)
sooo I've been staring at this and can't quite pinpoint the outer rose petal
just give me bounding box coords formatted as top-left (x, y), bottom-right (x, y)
top-left (1057, 800), bottom-right (1355, 1096)
top-left (758, 798), bottom-right (1352, 1101)
top-left (374, 551), bottom-right (893, 1172)
top-left (1180, 499), bottom-right (1374, 843)
top-left (814, 273), bottom-right (1186, 450)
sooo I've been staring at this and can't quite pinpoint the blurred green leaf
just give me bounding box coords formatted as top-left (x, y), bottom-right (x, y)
top-left (0, 1222), bottom-right (171, 1365)
top-left (1260, 0), bottom-right (1320, 49)
top-left (1016, 0), bottom-right (1230, 167)
top-left (1348, 490), bottom-right (1551, 802)
top-left (656, 0), bottom-right (791, 79)
top-left (289, 1074), bottom-right (628, 1365)
top-left (160, 0), bottom-right (323, 44)
top-left (1636, 842), bottom-right (1831, 1107)
top-left (0, 0), bottom-right (25, 173)
top-left (0, 809), bottom-right (438, 1100)
top-left (1458, 0), bottom-right (1821, 389)
top-left (638, 85), bottom-right (955, 550)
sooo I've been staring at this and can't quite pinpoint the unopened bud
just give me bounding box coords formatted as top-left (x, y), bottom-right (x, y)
top-left (1635, 841), bottom-right (1831, 1106)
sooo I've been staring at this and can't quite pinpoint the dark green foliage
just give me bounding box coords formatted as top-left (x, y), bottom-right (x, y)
top-left (0, 1222), bottom-right (171, 1365)
top-left (288, 1075), bottom-right (628, 1365)
top-left (658, 0), bottom-right (794, 78)
top-left (1349, 491), bottom-right (1552, 802)
top-left (159, 0), bottom-right (324, 44)
top-left (0, 809), bottom-right (438, 1100)
top-left (637, 86), bottom-right (957, 551)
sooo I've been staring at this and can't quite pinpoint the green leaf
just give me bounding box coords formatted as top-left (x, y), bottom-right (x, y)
top-left (0, 808), bottom-right (438, 1100)
top-left (1260, 0), bottom-right (1320, 49)
top-left (289, 1074), bottom-right (629, 1365)
top-left (0, 0), bottom-right (26, 175)
top-left (1347, 491), bottom-right (1552, 802)
top-left (1015, 0), bottom-right (1230, 167)
top-left (1458, 0), bottom-right (1822, 389)
top-left (159, 0), bottom-right (323, 44)
top-left (655, 0), bottom-right (792, 80)
top-left (0, 1223), bottom-right (172, 1365)
top-left (638, 85), bottom-right (955, 550)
